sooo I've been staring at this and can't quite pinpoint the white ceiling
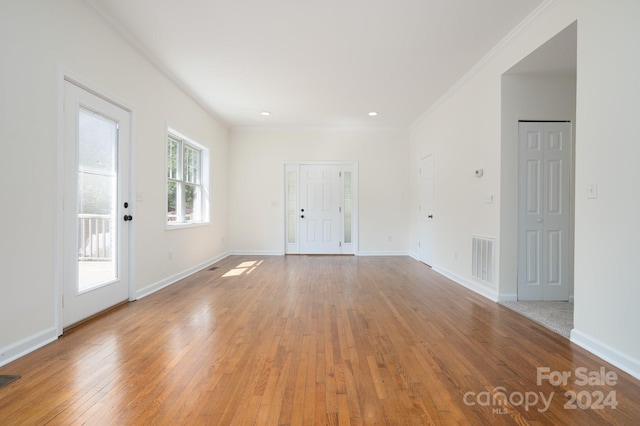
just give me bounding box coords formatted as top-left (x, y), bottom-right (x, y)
top-left (88, 0), bottom-right (547, 129)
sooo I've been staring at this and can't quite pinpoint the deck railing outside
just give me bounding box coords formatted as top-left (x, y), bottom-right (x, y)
top-left (78, 214), bottom-right (112, 261)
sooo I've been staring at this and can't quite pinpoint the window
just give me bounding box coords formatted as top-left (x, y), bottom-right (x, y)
top-left (286, 170), bottom-right (297, 244)
top-left (166, 129), bottom-right (209, 226)
top-left (344, 171), bottom-right (352, 244)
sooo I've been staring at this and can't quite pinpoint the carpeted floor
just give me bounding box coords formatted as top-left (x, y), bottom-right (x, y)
top-left (500, 301), bottom-right (573, 339)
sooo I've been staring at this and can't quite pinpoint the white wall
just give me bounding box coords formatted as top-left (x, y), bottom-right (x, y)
top-left (229, 129), bottom-right (410, 255)
top-left (409, 53), bottom-right (504, 300)
top-left (0, 0), bottom-right (229, 363)
top-left (571, 0), bottom-right (640, 376)
top-left (410, 0), bottom-right (640, 377)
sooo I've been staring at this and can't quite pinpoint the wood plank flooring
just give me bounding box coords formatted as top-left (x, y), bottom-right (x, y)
top-left (1, 255), bottom-right (639, 424)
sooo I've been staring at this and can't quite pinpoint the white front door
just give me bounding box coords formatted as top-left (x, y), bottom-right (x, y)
top-left (419, 155), bottom-right (435, 266)
top-left (63, 81), bottom-right (132, 328)
top-left (299, 164), bottom-right (341, 254)
top-left (518, 121), bottom-right (571, 301)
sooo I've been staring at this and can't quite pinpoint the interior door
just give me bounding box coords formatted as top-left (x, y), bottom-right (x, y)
top-left (419, 155), bottom-right (434, 266)
top-left (299, 164), bottom-right (341, 254)
top-left (63, 80), bottom-right (131, 328)
top-left (518, 121), bottom-right (571, 301)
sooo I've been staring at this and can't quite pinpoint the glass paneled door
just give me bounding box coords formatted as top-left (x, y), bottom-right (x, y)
top-left (63, 80), bottom-right (131, 329)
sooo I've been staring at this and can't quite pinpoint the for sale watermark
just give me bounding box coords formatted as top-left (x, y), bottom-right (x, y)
top-left (463, 366), bottom-right (618, 415)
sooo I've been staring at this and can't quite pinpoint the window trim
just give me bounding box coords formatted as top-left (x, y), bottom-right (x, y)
top-left (165, 127), bottom-right (210, 229)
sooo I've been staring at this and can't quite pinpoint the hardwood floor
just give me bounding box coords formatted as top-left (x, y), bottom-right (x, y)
top-left (1, 255), bottom-right (638, 425)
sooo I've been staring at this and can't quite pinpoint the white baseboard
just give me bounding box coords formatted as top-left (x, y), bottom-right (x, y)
top-left (228, 250), bottom-right (412, 257)
top-left (228, 250), bottom-right (284, 256)
top-left (432, 264), bottom-right (499, 302)
top-left (498, 293), bottom-right (518, 302)
top-left (496, 294), bottom-right (573, 302)
top-left (0, 327), bottom-right (59, 368)
top-left (570, 329), bottom-right (640, 380)
top-left (136, 252), bottom-right (230, 299)
top-left (357, 251), bottom-right (409, 256)
top-left (408, 251), bottom-right (420, 261)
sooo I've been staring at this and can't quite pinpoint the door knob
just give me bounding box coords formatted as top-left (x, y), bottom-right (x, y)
top-left (124, 215), bottom-right (133, 221)
top-left (428, 215), bottom-right (433, 219)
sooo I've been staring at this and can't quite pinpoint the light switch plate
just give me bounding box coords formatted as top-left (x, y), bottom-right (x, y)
top-left (587, 183), bottom-right (598, 199)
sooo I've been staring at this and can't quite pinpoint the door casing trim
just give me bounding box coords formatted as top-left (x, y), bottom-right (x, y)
top-left (283, 161), bottom-right (358, 255)
top-left (55, 67), bottom-right (136, 336)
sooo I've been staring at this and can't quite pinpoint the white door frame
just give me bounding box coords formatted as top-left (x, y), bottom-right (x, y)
top-left (284, 161), bottom-right (358, 255)
top-left (55, 70), bottom-right (135, 335)
top-left (418, 154), bottom-right (435, 266)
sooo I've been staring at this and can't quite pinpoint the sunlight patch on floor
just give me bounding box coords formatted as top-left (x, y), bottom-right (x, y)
top-left (222, 260), bottom-right (264, 278)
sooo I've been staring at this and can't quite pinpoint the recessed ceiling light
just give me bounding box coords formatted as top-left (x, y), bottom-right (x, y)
top-left (368, 111), bottom-right (378, 117)
top-left (261, 111), bottom-right (271, 116)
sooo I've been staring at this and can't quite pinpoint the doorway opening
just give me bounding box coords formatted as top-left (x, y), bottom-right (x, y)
top-left (418, 155), bottom-right (434, 266)
top-left (60, 78), bottom-right (134, 332)
top-left (284, 162), bottom-right (358, 255)
top-left (498, 22), bottom-right (576, 335)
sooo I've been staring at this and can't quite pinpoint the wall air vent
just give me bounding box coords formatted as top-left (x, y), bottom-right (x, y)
top-left (472, 235), bottom-right (495, 285)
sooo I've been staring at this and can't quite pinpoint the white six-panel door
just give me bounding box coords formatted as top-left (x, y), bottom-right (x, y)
top-left (299, 164), bottom-right (342, 254)
top-left (518, 122), bottom-right (571, 301)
